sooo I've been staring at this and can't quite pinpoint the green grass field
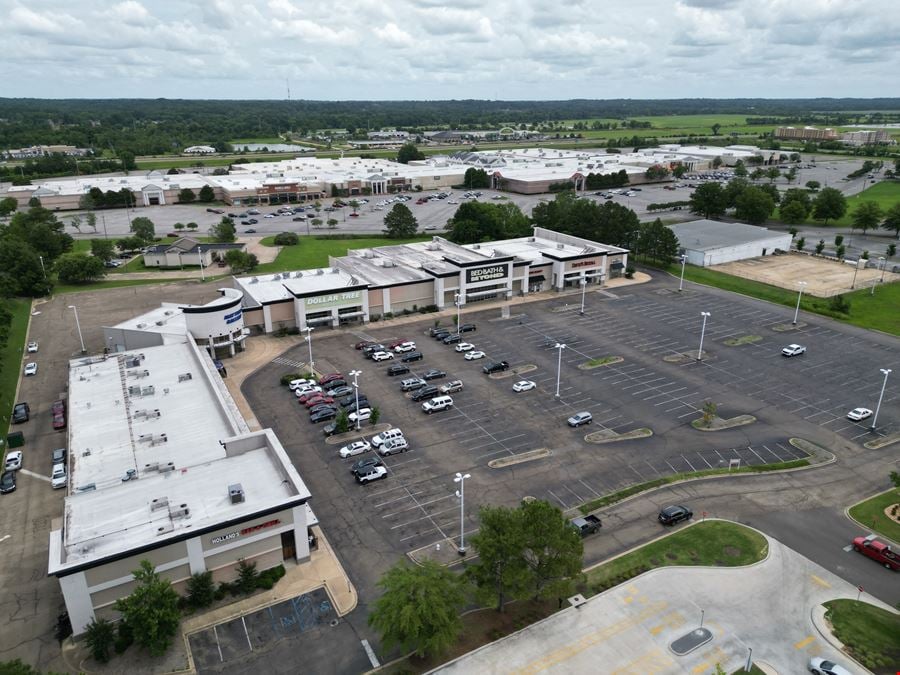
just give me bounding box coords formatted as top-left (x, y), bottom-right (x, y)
top-left (0, 299), bottom-right (34, 445)
top-left (848, 490), bottom-right (900, 543)
top-left (584, 521), bottom-right (767, 595)
top-left (254, 236), bottom-right (430, 273)
top-left (823, 599), bottom-right (900, 672)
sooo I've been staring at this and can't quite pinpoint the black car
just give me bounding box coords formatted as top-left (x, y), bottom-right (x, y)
top-left (432, 330), bottom-right (451, 340)
top-left (658, 505), bottom-right (693, 526)
top-left (482, 361), bottom-right (510, 374)
top-left (401, 351), bottom-right (423, 362)
top-left (459, 323), bottom-right (477, 333)
top-left (329, 385), bottom-right (354, 397)
top-left (310, 408), bottom-right (337, 423)
top-left (245, 229), bottom-right (257, 234)
top-left (386, 364), bottom-right (410, 377)
top-left (350, 456), bottom-right (383, 475)
top-left (411, 385), bottom-right (439, 402)
top-left (322, 422), bottom-right (338, 437)
top-left (442, 334), bottom-right (462, 344)
top-left (340, 393), bottom-right (368, 408)
top-left (323, 379), bottom-right (347, 391)
top-left (248, 218), bottom-right (259, 224)
top-left (241, 220), bottom-right (251, 225)
top-left (363, 344), bottom-right (386, 356)
top-left (0, 471), bottom-right (15, 494)
top-left (346, 399), bottom-right (371, 413)
top-left (12, 402), bottom-right (30, 424)
top-left (422, 369), bottom-right (446, 381)
top-left (429, 326), bottom-right (451, 336)
top-left (308, 403), bottom-right (337, 416)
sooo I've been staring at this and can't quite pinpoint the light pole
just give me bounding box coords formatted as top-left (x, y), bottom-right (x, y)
top-left (199, 254), bottom-right (206, 282)
top-left (678, 254), bottom-right (687, 292)
top-left (554, 343), bottom-right (566, 398)
top-left (871, 368), bottom-right (891, 431)
top-left (879, 256), bottom-right (887, 284)
top-left (303, 326), bottom-right (315, 376)
top-left (579, 278), bottom-right (587, 315)
top-left (68, 305), bottom-right (86, 353)
top-left (697, 311), bottom-right (710, 361)
top-left (349, 369), bottom-right (361, 430)
top-left (38, 255), bottom-right (46, 281)
top-left (792, 281), bottom-right (807, 325)
top-left (851, 258), bottom-right (861, 289)
top-left (454, 472), bottom-right (471, 555)
top-left (454, 292), bottom-right (461, 330)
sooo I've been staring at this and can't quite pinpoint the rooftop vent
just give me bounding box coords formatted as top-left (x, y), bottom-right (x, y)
top-left (250, 277), bottom-right (258, 284)
top-left (164, 310), bottom-right (174, 316)
top-left (472, 244), bottom-right (480, 249)
top-left (156, 523), bottom-right (174, 535)
top-left (316, 269), bottom-right (324, 275)
top-left (76, 483), bottom-right (97, 492)
top-left (382, 260), bottom-right (394, 268)
top-left (136, 323), bottom-right (147, 329)
top-left (127, 369), bottom-right (150, 378)
top-left (150, 496), bottom-right (169, 511)
top-left (229, 483), bottom-right (245, 504)
top-left (159, 461), bottom-right (176, 473)
top-left (134, 408), bottom-right (161, 420)
top-left (177, 372), bottom-right (193, 382)
top-left (170, 504), bottom-right (190, 519)
top-left (557, 243), bottom-right (565, 250)
top-left (155, 320), bottom-right (164, 326)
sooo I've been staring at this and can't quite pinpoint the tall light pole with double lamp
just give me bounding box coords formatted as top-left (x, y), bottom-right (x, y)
top-left (555, 343), bottom-right (567, 398)
top-left (349, 369), bottom-right (362, 430)
top-left (454, 472), bottom-right (471, 555)
top-left (68, 305), bottom-right (86, 353)
top-left (871, 368), bottom-right (892, 431)
top-left (303, 326), bottom-right (315, 376)
top-left (697, 311), bottom-right (710, 361)
top-left (792, 281), bottom-right (807, 325)
top-left (579, 278), bottom-right (587, 315)
top-left (678, 254), bottom-right (687, 292)
top-left (454, 292), bottom-right (461, 330)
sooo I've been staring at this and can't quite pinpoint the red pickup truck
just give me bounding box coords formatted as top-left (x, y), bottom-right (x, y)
top-left (852, 535), bottom-right (900, 571)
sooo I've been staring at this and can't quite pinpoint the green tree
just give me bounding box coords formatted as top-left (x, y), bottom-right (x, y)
top-left (396, 143), bottom-right (425, 164)
top-left (672, 164), bottom-right (688, 179)
top-left (113, 560), bottom-right (181, 657)
top-left (236, 560), bottom-right (260, 594)
top-left (116, 236), bottom-right (144, 253)
top-left (701, 400), bottom-right (717, 427)
top-left (368, 560), bottom-right (467, 658)
top-left (780, 188), bottom-right (812, 219)
top-left (734, 187), bottom-right (775, 225)
top-left (186, 571), bottom-right (215, 609)
top-left (178, 188), bottom-right (196, 203)
top-left (85, 211), bottom-right (98, 233)
top-left (55, 252), bottom-right (106, 284)
top-left (765, 167), bottom-right (781, 183)
top-left (348, 199), bottom-right (360, 215)
top-left (644, 165), bottom-right (670, 180)
top-left (785, 167), bottom-right (798, 184)
top-left (815, 239), bottom-right (825, 254)
top-left (28, 197), bottom-right (41, 207)
top-left (90, 238), bottom-right (116, 262)
top-left (780, 200), bottom-right (808, 225)
top-left (464, 167), bottom-right (490, 188)
top-left (887, 243), bottom-right (897, 258)
top-left (174, 222), bottom-right (185, 232)
top-left (335, 409), bottom-right (350, 434)
top-left (447, 201), bottom-right (531, 244)
top-left (130, 216), bottom-right (155, 243)
top-left (187, 221), bottom-right (198, 232)
top-left (796, 237), bottom-right (805, 251)
top-left (638, 219), bottom-right (680, 264)
top-left (688, 183), bottom-right (727, 219)
top-left (273, 232), bottom-right (299, 245)
top-left (369, 406), bottom-right (380, 425)
top-left (466, 505), bottom-right (531, 612)
top-left (327, 218), bottom-right (338, 230)
top-left (711, 123), bottom-right (721, 136)
top-left (732, 161), bottom-right (748, 178)
top-left (210, 216), bottom-right (236, 242)
top-left (68, 215), bottom-right (83, 233)
top-left (311, 218), bottom-right (323, 230)
top-left (3, 207), bottom-right (74, 262)
top-left (0, 242), bottom-right (54, 298)
top-left (880, 203), bottom-right (900, 238)
top-left (836, 244), bottom-right (846, 259)
top-left (0, 196), bottom-right (18, 216)
top-left (750, 168), bottom-right (766, 181)
top-left (805, 180), bottom-right (821, 192)
top-left (519, 500), bottom-right (584, 601)
top-left (852, 201), bottom-right (883, 236)
top-left (84, 618), bottom-right (116, 663)
top-left (383, 203), bottom-right (419, 238)
top-left (711, 156), bottom-right (723, 169)
top-left (834, 235), bottom-right (844, 247)
top-left (224, 249), bottom-right (258, 273)
top-left (813, 187), bottom-right (847, 224)
top-left (197, 185), bottom-right (215, 202)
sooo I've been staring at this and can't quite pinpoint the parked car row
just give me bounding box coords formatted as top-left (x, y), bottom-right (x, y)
top-left (289, 372), bottom-right (374, 425)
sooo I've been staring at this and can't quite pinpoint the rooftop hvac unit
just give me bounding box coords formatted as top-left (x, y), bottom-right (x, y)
top-left (472, 244), bottom-right (480, 249)
top-left (528, 237), bottom-right (535, 242)
top-left (170, 504), bottom-right (190, 519)
top-left (159, 461), bottom-right (176, 473)
top-left (136, 323), bottom-right (147, 329)
top-left (151, 496), bottom-right (169, 511)
top-left (557, 243), bottom-right (564, 250)
top-left (156, 523), bottom-right (174, 535)
top-left (382, 260), bottom-right (394, 268)
top-left (155, 320), bottom-right (164, 326)
top-left (128, 385), bottom-right (143, 396)
top-left (76, 483), bottom-right (97, 492)
top-left (127, 369), bottom-right (150, 378)
top-left (271, 275), bottom-right (280, 281)
top-left (177, 373), bottom-right (193, 382)
top-left (144, 462), bottom-right (160, 472)
top-left (164, 310), bottom-right (174, 316)
top-left (250, 277), bottom-right (258, 284)
top-left (229, 483), bottom-right (245, 504)
top-left (141, 385), bottom-right (155, 397)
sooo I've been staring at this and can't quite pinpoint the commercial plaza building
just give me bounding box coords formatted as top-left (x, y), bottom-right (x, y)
top-left (234, 227), bottom-right (629, 333)
top-left (49, 291), bottom-right (314, 635)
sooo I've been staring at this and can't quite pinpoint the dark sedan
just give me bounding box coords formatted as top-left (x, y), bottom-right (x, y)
top-left (658, 505), bottom-right (693, 526)
top-left (422, 369), bottom-right (446, 381)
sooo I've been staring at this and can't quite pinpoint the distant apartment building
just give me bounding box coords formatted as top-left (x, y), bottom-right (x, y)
top-left (840, 129), bottom-right (892, 146)
top-left (183, 145), bottom-right (217, 154)
top-left (4, 145), bottom-right (89, 159)
top-left (774, 126), bottom-right (838, 142)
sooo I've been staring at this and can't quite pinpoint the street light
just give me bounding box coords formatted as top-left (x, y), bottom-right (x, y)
top-left (871, 368), bottom-right (892, 431)
top-left (454, 292), bottom-right (461, 331)
top-left (303, 326), bottom-right (315, 376)
top-left (454, 472), bottom-right (471, 555)
top-left (349, 369), bottom-right (362, 430)
top-left (68, 305), bottom-right (86, 353)
top-left (554, 343), bottom-right (566, 398)
top-left (792, 281), bottom-right (807, 325)
top-left (678, 254), bottom-right (687, 292)
top-left (579, 278), bottom-right (587, 315)
top-left (879, 256), bottom-right (887, 285)
top-left (697, 312), bottom-right (710, 361)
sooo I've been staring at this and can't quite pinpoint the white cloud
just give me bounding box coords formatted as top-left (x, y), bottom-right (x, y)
top-left (374, 23), bottom-right (415, 48)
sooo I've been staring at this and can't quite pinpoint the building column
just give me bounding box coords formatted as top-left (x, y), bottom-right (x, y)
top-left (331, 308), bottom-right (339, 328)
top-left (381, 288), bottom-right (392, 315)
top-left (186, 537), bottom-right (206, 575)
top-left (295, 299), bottom-right (306, 330)
top-left (292, 505), bottom-right (311, 563)
top-left (262, 305), bottom-right (273, 333)
top-left (433, 278), bottom-right (444, 309)
top-left (58, 572), bottom-right (94, 635)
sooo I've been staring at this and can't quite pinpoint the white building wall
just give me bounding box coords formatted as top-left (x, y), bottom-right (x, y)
top-left (59, 572), bottom-right (95, 635)
top-left (697, 234), bottom-right (793, 266)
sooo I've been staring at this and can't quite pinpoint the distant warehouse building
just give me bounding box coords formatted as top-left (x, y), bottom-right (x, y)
top-left (669, 220), bottom-right (793, 267)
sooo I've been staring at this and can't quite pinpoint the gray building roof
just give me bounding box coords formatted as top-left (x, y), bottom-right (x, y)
top-left (669, 220), bottom-right (789, 251)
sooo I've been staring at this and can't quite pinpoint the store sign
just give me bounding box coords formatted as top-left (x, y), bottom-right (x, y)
top-left (570, 259), bottom-right (598, 269)
top-left (529, 268), bottom-right (546, 275)
top-left (224, 308), bottom-right (243, 324)
top-left (210, 519), bottom-right (282, 545)
top-left (467, 265), bottom-right (507, 284)
top-left (305, 291), bottom-right (362, 309)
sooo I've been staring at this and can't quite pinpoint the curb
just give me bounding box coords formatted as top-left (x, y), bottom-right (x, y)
top-left (808, 603), bottom-right (877, 675)
top-left (843, 488), bottom-right (900, 548)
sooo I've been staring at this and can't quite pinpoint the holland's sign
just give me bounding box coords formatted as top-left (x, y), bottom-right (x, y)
top-left (211, 519), bottom-right (282, 545)
top-left (467, 265), bottom-right (506, 284)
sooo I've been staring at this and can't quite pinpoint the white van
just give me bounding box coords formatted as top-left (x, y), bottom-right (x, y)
top-left (371, 428), bottom-right (404, 448)
top-left (422, 395), bottom-right (453, 414)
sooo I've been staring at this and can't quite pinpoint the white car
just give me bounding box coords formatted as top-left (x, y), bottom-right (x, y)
top-left (464, 350), bottom-right (486, 360)
top-left (356, 465), bottom-right (388, 484)
top-left (447, 199), bottom-right (458, 204)
top-left (393, 342), bottom-right (416, 353)
top-left (288, 378), bottom-right (316, 391)
top-left (339, 440), bottom-right (371, 458)
top-left (455, 342), bottom-right (474, 352)
top-left (807, 657), bottom-right (852, 675)
top-left (51, 464), bottom-right (68, 489)
top-left (371, 351), bottom-right (394, 362)
top-left (4, 450), bottom-right (23, 472)
top-left (846, 407), bottom-right (873, 422)
top-left (349, 407), bottom-right (373, 423)
top-left (512, 380), bottom-right (536, 392)
top-left (781, 344), bottom-right (806, 357)
top-left (26, 341), bottom-right (38, 353)
top-left (24, 362), bottom-right (38, 376)
top-left (264, 214), bottom-right (276, 218)
top-left (294, 385), bottom-right (323, 397)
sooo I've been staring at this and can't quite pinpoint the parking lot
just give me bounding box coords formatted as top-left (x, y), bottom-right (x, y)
top-left (242, 274), bottom-right (898, 577)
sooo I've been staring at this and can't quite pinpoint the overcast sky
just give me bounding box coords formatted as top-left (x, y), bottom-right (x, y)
top-left (2, 0), bottom-right (897, 100)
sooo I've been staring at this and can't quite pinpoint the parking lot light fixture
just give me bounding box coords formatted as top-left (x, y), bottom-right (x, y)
top-left (67, 305), bottom-right (86, 354)
top-left (303, 327), bottom-right (315, 376)
top-left (555, 343), bottom-right (567, 398)
top-left (792, 281), bottom-right (807, 325)
top-left (697, 312), bottom-right (710, 361)
top-left (879, 256), bottom-right (887, 284)
top-left (678, 254), bottom-right (687, 291)
top-left (579, 278), bottom-right (587, 315)
top-left (454, 472), bottom-right (471, 555)
top-left (349, 369), bottom-right (362, 430)
top-left (454, 292), bottom-right (461, 328)
top-left (871, 368), bottom-right (891, 431)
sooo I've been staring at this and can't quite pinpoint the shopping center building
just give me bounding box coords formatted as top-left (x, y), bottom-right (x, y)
top-left (234, 227), bottom-right (629, 332)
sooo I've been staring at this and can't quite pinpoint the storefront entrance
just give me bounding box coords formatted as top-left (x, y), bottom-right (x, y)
top-left (281, 531), bottom-right (296, 560)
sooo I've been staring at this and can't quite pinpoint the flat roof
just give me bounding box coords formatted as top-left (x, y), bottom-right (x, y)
top-left (669, 220), bottom-right (791, 251)
top-left (56, 340), bottom-right (310, 572)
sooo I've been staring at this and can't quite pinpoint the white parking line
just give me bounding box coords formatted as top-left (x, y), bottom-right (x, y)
top-left (547, 489), bottom-right (568, 508)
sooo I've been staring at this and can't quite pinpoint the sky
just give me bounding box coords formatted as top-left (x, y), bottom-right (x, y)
top-left (1, 0), bottom-right (898, 100)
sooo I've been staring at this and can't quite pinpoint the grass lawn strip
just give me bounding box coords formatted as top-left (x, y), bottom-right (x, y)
top-left (0, 299), bottom-right (32, 445)
top-left (584, 521), bottom-right (768, 596)
top-left (823, 599), bottom-right (900, 673)
top-left (579, 356), bottom-right (623, 369)
top-left (847, 489), bottom-right (900, 544)
top-left (254, 236), bottom-right (429, 274)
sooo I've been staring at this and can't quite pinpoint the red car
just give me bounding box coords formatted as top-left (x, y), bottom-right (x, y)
top-left (298, 391), bottom-right (326, 404)
top-left (387, 339), bottom-right (409, 350)
top-left (318, 373), bottom-right (343, 386)
top-left (51, 399), bottom-right (67, 431)
top-left (852, 535), bottom-right (899, 571)
top-left (304, 395), bottom-right (334, 409)
top-left (355, 341), bottom-right (375, 350)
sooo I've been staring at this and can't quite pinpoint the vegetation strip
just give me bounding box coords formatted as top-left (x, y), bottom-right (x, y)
top-left (579, 356), bottom-right (623, 369)
top-left (863, 433), bottom-right (900, 450)
top-left (823, 599), bottom-right (900, 672)
top-left (691, 414), bottom-right (756, 431)
top-left (578, 459), bottom-right (810, 515)
top-left (847, 489), bottom-right (900, 544)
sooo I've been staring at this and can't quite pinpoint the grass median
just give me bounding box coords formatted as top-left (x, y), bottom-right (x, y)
top-left (0, 299), bottom-right (32, 443)
top-left (823, 599), bottom-right (900, 672)
top-left (848, 490), bottom-right (900, 543)
top-left (254, 235), bottom-right (429, 273)
top-left (584, 521), bottom-right (768, 596)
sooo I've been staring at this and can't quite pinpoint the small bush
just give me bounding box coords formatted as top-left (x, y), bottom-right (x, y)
top-left (187, 571), bottom-right (216, 609)
top-left (237, 560), bottom-right (260, 594)
top-left (114, 621), bottom-right (133, 655)
top-left (273, 232), bottom-right (299, 246)
top-left (84, 618), bottom-right (116, 663)
top-left (625, 265), bottom-right (635, 279)
top-left (828, 294), bottom-right (851, 314)
top-left (280, 372), bottom-right (302, 386)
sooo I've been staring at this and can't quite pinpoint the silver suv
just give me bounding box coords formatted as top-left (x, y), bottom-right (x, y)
top-left (400, 377), bottom-right (426, 392)
top-left (439, 380), bottom-right (463, 394)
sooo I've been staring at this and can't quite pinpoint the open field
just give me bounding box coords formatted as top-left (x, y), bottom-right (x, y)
top-left (0, 299), bottom-right (32, 442)
top-left (254, 235), bottom-right (429, 273)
